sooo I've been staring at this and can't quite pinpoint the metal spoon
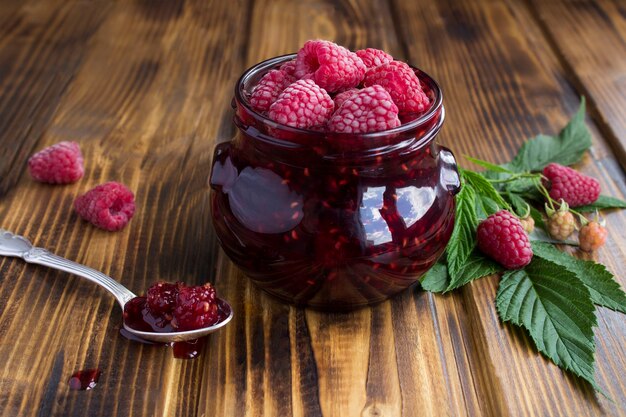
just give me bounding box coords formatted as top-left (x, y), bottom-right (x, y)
top-left (0, 229), bottom-right (233, 343)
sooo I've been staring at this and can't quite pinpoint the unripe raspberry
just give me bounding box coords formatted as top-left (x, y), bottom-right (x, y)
top-left (547, 210), bottom-right (575, 240)
top-left (579, 221), bottom-right (607, 252)
top-left (519, 216), bottom-right (535, 234)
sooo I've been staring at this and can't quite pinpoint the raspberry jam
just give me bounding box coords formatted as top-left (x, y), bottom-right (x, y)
top-left (68, 369), bottom-right (101, 391)
top-left (209, 54), bottom-right (459, 310)
top-left (123, 295), bottom-right (230, 333)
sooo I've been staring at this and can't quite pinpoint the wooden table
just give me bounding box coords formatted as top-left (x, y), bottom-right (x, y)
top-left (1, 0), bottom-right (625, 415)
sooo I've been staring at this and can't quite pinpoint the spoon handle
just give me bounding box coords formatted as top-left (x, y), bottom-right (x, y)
top-left (0, 229), bottom-right (136, 307)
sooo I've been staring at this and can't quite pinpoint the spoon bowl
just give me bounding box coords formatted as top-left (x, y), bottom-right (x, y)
top-left (0, 229), bottom-right (233, 343)
top-left (123, 298), bottom-right (234, 343)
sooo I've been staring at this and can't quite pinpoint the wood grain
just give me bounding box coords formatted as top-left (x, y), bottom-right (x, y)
top-left (1, 0), bottom-right (251, 415)
top-left (0, 0), bottom-right (625, 416)
top-left (528, 0), bottom-right (626, 171)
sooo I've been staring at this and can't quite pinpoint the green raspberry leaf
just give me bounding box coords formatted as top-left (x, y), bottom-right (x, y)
top-left (464, 155), bottom-right (514, 173)
top-left (505, 192), bottom-right (530, 218)
top-left (532, 241), bottom-right (626, 313)
top-left (420, 262), bottom-right (449, 293)
top-left (461, 169), bottom-right (511, 215)
top-left (505, 98), bottom-right (592, 172)
top-left (496, 257), bottom-right (600, 391)
top-left (446, 181), bottom-right (479, 279)
top-left (575, 195), bottom-right (626, 212)
top-left (445, 251), bottom-right (501, 292)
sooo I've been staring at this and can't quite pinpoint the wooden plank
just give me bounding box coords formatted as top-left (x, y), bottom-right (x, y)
top-left (196, 1), bottom-right (467, 416)
top-left (391, 0), bottom-right (626, 415)
top-left (0, 0), bottom-right (252, 416)
top-left (0, 0), bottom-right (625, 416)
top-left (0, 0), bottom-right (112, 197)
top-left (528, 0), bottom-right (626, 171)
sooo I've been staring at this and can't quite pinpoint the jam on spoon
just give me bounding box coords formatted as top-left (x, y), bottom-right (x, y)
top-left (122, 281), bottom-right (229, 360)
top-left (0, 229), bottom-right (233, 344)
top-left (123, 281), bottom-right (228, 333)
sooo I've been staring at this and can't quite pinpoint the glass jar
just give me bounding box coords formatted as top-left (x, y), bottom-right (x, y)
top-left (209, 54), bottom-right (460, 311)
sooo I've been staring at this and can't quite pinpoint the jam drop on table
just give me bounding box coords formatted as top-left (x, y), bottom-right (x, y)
top-left (68, 369), bottom-right (101, 391)
top-left (172, 339), bottom-right (205, 359)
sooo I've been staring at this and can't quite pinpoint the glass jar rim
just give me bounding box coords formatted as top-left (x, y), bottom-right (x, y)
top-left (234, 53), bottom-right (444, 140)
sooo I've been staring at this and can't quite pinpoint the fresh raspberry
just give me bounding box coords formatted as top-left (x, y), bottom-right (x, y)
top-left (333, 88), bottom-right (359, 108)
top-left (355, 48), bottom-right (393, 69)
top-left (542, 163), bottom-right (600, 207)
top-left (28, 141), bottom-right (84, 184)
top-left (294, 40), bottom-right (366, 92)
top-left (74, 182), bottom-right (136, 231)
top-left (579, 221), bottom-right (607, 252)
top-left (363, 61), bottom-right (430, 114)
top-left (172, 283), bottom-right (219, 331)
top-left (280, 59), bottom-right (296, 77)
top-left (519, 215), bottom-right (535, 234)
top-left (328, 85), bottom-right (401, 133)
top-left (477, 210), bottom-right (533, 269)
top-left (147, 282), bottom-right (183, 316)
top-left (249, 69), bottom-right (295, 113)
top-left (268, 79), bottom-right (334, 129)
top-left (547, 209), bottom-right (575, 240)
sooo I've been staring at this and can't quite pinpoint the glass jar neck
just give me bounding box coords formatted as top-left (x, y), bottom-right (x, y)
top-left (231, 54), bottom-right (444, 168)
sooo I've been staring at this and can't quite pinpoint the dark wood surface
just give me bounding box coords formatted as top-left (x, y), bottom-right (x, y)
top-left (0, 0), bottom-right (625, 416)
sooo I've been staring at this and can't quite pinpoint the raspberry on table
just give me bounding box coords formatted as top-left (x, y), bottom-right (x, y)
top-left (477, 210), bottom-right (533, 269)
top-left (579, 221), bottom-right (607, 252)
top-left (294, 40), bottom-right (366, 92)
top-left (268, 79), bottom-right (334, 129)
top-left (249, 69), bottom-right (295, 113)
top-left (74, 182), bottom-right (136, 231)
top-left (147, 282), bottom-right (183, 316)
top-left (28, 141), bottom-right (84, 184)
top-left (355, 48), bottom-right (393, 69)
top-left (542, 163), bottom-right (600, 207)
top-left (172, 283), bottom-right (220, 331)
top-left (363, 61), bottom-right (430, 114)
top-left (333, 88), bottom-right (359, 108)
top-left (547, 209), bottom-right (575, 240)
top-left (328, 85), bottom-right (401, 133)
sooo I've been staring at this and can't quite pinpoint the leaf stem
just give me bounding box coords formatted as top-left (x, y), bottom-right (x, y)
top-left (486, 172), bottom-right (540, 184)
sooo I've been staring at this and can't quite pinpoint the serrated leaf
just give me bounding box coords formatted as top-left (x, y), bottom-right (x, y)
top-left (445, 252), bottom-right (501, 291)
top-left (496, 257), bottom-right (600, 391)
top-left (505, 98), bottom-right (592, 172)
top-left (446, 181), bottom-right (478, 279)
top-left (462, 169), bottom-right (511, 214)
top-left (575, 195), bottom-right (626, 212)
top-left (532, 241), bottom-right (626, 313)
top-left (505, 177), bottom-right (539, 196)
top-left (481, 196), bottom-right (500, 217)
top-left (505, 192), bottom-right (529, 217)
top-left (421, 262), bottom-right (449, 293)
top-left (465, 155), bottom-right (514, 173)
